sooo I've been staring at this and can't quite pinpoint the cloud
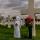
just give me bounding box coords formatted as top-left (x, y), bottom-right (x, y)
top-left (0, 0), bottom-right (28, 9)
top-left (34, 0), bottom-right (40, 8)
top-left (35, 0), bottom-right (40, 2)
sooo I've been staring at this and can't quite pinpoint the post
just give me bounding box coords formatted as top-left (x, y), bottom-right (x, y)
top-left (8, 21), bottom-right (11, 28)
top-left (28, 0), bottom-right (36, 37)
top-left (8, 15), bottom-right (11, 28)
top-left (32, 17), bottom-right (36, 37)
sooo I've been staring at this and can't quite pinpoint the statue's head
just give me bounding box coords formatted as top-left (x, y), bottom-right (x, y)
top-left (16, 16), bottom-right (21, 21)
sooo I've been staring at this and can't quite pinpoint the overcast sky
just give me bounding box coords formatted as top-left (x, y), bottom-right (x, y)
top-left (0, 0), bottom-right (40, 17)
top-left (0, 0), bottom-right (28, 17)
top-left (0, 0), bottom-right (40, 9)
top-left (0, 0), bottom-right (28, 9)
top-left (34, 0), bottom-right (40, 8)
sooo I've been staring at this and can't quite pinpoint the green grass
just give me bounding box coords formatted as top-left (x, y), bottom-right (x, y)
top-left (0, 27), bottom-right (13, 40)
top-left (0, 25), bottom-right (29, 40)
top-left (0, 24), bottom-right (40, 40)
top-left (34, 25), bottom-right (40, 40)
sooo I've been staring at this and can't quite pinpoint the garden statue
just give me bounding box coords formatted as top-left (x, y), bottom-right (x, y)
top-left (14, 16), bottom-right (21, 38)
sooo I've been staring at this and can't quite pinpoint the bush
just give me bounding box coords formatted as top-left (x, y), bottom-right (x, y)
top-left (36, 24), bottom-right (40, 30)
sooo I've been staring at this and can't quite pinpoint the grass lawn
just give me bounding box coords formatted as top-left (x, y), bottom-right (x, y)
top-left (34, 25), bottom-right (40, 40)
top-left (0, 25), bottom-right (40, 40)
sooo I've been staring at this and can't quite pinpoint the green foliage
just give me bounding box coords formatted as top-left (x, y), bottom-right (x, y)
top-left (21, 25), bottom-right (28, 38)
top-left (0, 25), bottom-right (13, 40)
top-left (35, 24), bottom-right (40, 40)
top-left (36, 24), bottom-right (40, 30)
top-left (0, 24), bottom-right (40, 40)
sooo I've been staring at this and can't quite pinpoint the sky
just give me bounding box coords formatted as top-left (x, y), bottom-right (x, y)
top-left (0, 0), bottom-right (28, 17)
top-left (34, 0), bottom-right (40, 8)
top-left (0, 0), bottom-right (28, 9)
top-left (0, 0), bottom-right (40, 17)
top-left (0, 0), bottom-right (40, 9)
